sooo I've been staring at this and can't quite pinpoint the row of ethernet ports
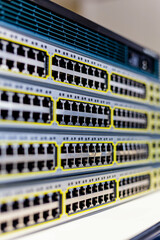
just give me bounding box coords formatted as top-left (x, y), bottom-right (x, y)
top-left (0, 141), bottom-right (150, 175)
top-left (0, 39), bottom-right (153, 103)
top-left (0, 173), bottom-right (152, 234)
top-left (0, 89), bottom-right (150, 130)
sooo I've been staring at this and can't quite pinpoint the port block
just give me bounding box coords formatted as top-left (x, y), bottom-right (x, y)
top-left (65, 179), bottom-right (116, 215)
top-left (0, 39), bottom-right (48, 78)
top-left (61, 142), bottom-right (113, 169)
top-left (52, 54), bottom-right (108, 92)
top-left (0, 89), bottom-right (53, 124)
top-left (113, 107), bottom-right (148, 129)
top-left (0, 142), bottom-right (57, 176)
top-left (56, 98), bottom-right (111, 128)
top-left (116, 142), bottom-right (149, 164)
top-left (119, 174), bottom-right (150, 199)
top-left (0, 190), bottom-right (62, 234)
top-left (110, 73), bottom-right (146, 100)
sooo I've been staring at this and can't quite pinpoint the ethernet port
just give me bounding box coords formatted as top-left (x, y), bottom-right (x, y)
top-left (34, 213), bottom-right (40, 223)
top-left (33, 112), bottom-right (40, 122)
top-left (38, 161), bottom-right (45, 170)
top-left (72, 203), bottom-right (78, 212)
top-left (37, 66), bottom-right (44, 77)
top-left (75, 158), bottom-right (81, 167)
top-left (27, 64), bottom-right (35, 74)
top-left (82, 144), bottom-right (88, 153)
top-left (38, 144), bottom-right (45, 154)
top-left (7, 59), bottom-right (14, 69)
top-left (79, 200), bottom-right (85, 210)
top-left (42, 113), bottom-right (50, 123)
top-left (23, 198), bottom-right (30, 208)
top-left (23, 111), bottom-right (30, 121)
top-left (86, 105), bottom-right (91, 113)
top-left (52, 56), bottom-right (58, 66)
top-left (47, 160), bottom-right (53, 170)
top-left (12, 201), bottom-right (19, 210)
top-left (98, 196), bottom-right (103, 204)
top-left (64, 101), bottom-right (70, 110)
top-left (23, 216), bottom-right (30, 226)
top-left (47, 144), bottom-right (54, 154)
top-left (43, 97), bottom-right (50, 107)
top-left (23, 95), bottom-right (30, 105)
top-left (66, 204), bottom-right (71, 214)
top-left (61, 145), bottom-right (67, 154)
top-left (6, 145), bottom-right (13, 155)
top-left (61, 159), bottom-right (67, 168)
top-left (68, 144), bottom-right (74, 153)
top-left (52, 71), bottom-right (58, 80)
top-left (79, 103), bottom-right (84, 112)
top-left (64, 115), bottom-right (70, 124)
top-left (28, 145), bottom-right (35, 155)
top-left (75, 144), bottom-right (81, 153)
top-left (75, 76), bottom-right (80, 85)
top-left (6, 163), bottom-right (13, 173)
top-left (43, 194), bottom-right (49, 204)
top-left (1, 91), bottom-right (8, 101)
top-left (82, 158), bottom-right (88, 166)
top-left (43, 211), bottom-right (49, 220)
top-left (13, 93), bottom-right (20, 103)
top-left (1, 203), bottom-right (7, 212)
top-left (82, 78), bottom-right (87, 86)
top-left (1, 222), bottom-right (7, 232)
top-left (68, 158), bottom-right (74, 168)
top-left (92, 184), bottom-right (98, 192)
top-left (72, 102), bottom-right (77, 111)
top-left (86, 185), bottom-right (92, 194)
top-left (79, 187), bottom-right (85, 196)
top-left (33, 96), bottom-right (40, 106)
top-left (13, 110), bottom-right (19, 120)
top-left (17, 162), bottom-right (24, 172)
top-left (37, 51), bottom-right (45, 62)
top-left (1, 109), bottom-right (8, 119)
top-left (89, 157), bottom-right (94, 165)
top-left (98, 183), bottom-right (104, 191)
top-left (72, 188), bottom-right (78, 197)
top-left (28, 161), bottom-right (35, 171)
top-left (28, 49), bottom-right (35, 59)
top-left (92, 197), bottom-right (98, 206)
top-left (6, 42), bottom-right (14, 53)
top-left (17, 62), bottom-right (25, 72)
top-left (17, 45), bottom-right (25, 56)
top-left (88, 79), bottom-right (93, 88)
top-left (86, 199), bottom-right (91, 208)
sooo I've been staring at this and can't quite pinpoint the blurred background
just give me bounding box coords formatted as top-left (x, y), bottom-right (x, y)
top-left (51, 0), bottom-right (160, 53)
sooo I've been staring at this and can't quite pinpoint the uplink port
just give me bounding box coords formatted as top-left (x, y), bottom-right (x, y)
top-left (52, 54), bottom-right (108, 92)
top-left (113, 107), bottom-right (148, 130)
top-left (65, 179), bottom-right (116, 215)
top-left (56, 98), bottom-right (111, 128)
top-left (0, 39), bottom-right (48, 78)
top-left (0, 142), bottom-right (57, 175)
top-left (0, 190), bottom-right (62, 234)
top-left (116, 142), bottom-right (149, 164)
top-left (110, 73), bottom-right (146, 100)
top-left (119, 174), bottom-right (150, 199)
top-left (61, 142), bottom-right (113, 169)
top-left (0, 89), bottom-right (53, 125)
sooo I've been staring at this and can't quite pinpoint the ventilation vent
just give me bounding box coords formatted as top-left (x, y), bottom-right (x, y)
top-left (0, 0), bottom-right (158, 78)
top-left (0, 0), bottom-right (126, 64)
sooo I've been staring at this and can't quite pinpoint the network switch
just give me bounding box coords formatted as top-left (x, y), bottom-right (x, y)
top-left (0, 77), bottom-right (158, 133)
top-left (0, 0), bottom-right (160, 238)
top-left (0, 26), bottom-right (160, 108)
top-left (0, 131), bottom-right (159, 182)
top-left (0, 165), bottom-right (159, 239)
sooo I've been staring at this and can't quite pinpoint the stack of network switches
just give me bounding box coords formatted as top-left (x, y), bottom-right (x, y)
top-left (0, 0), bottom-right (160, 238)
